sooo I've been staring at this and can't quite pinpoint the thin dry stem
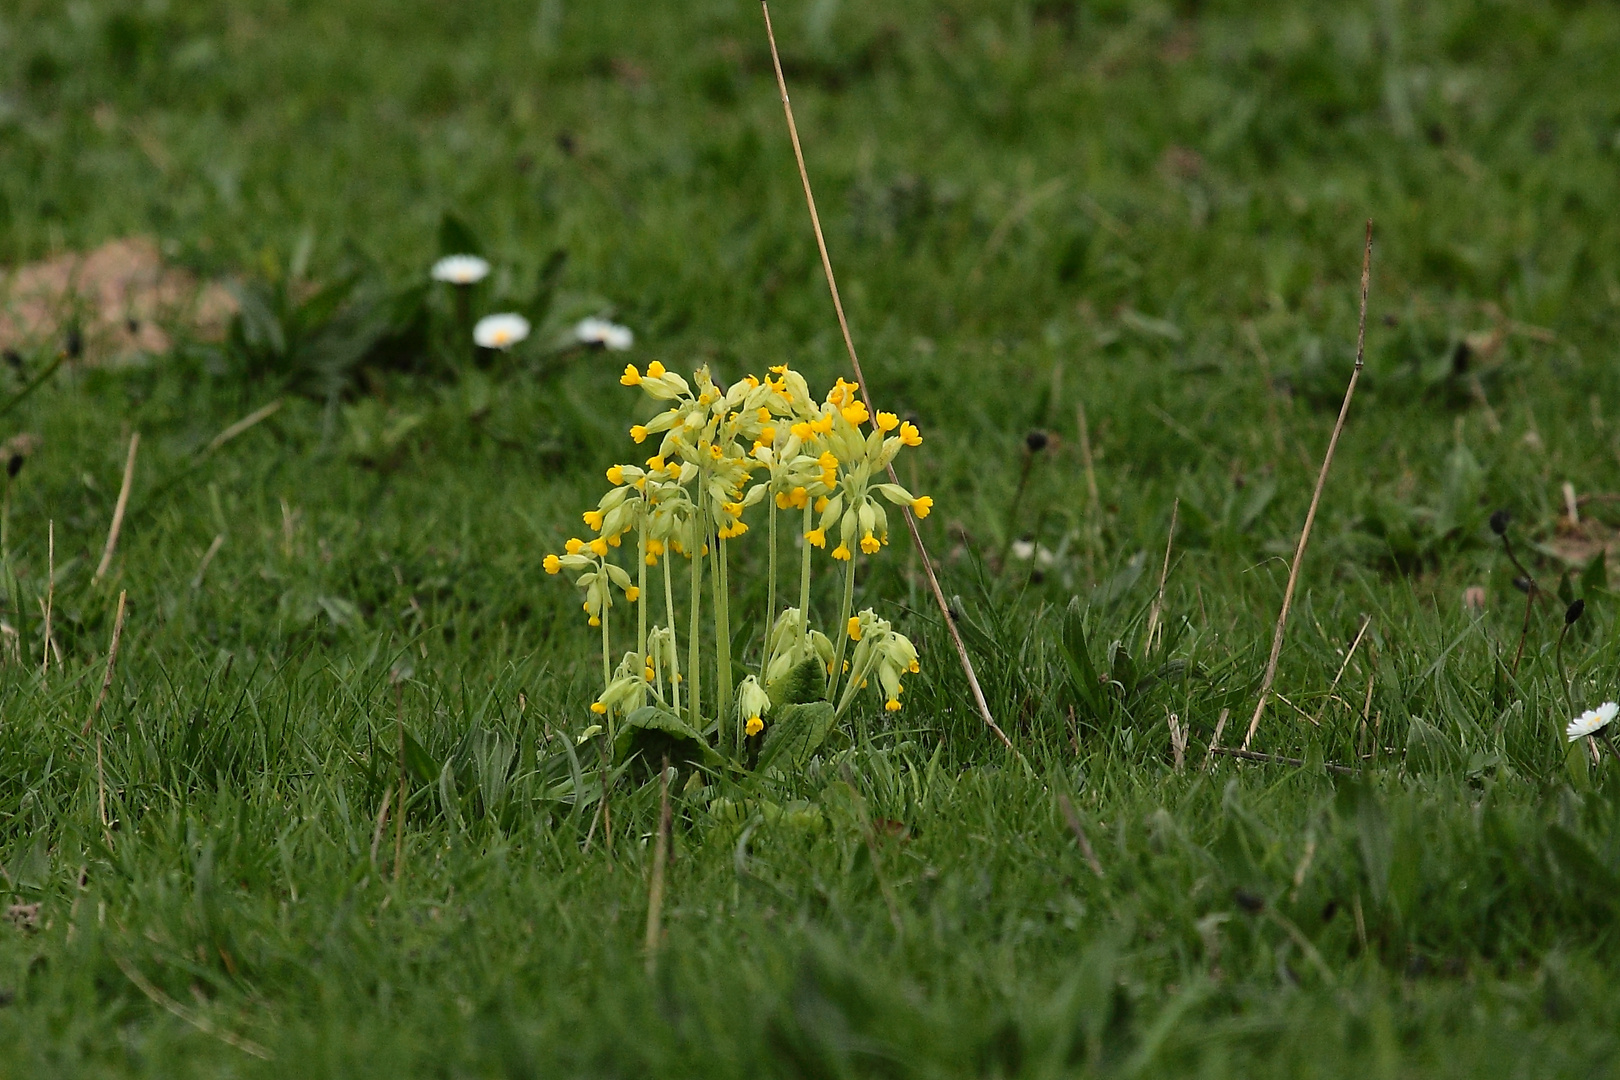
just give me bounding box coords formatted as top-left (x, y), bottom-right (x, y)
top-left (393, 680), bottom-right (407, 883)
top-left (1211, 745), bottom-right (1358, 776)
top-left (42, 520), bottom-right (54, 681)
top-left (1057, 793), bottom-right (1105, 878)
top-left (1242, 221), bottom-right (1374, 752)
top-left (761, 0), bottom-right (1010, 752)
top-left (84, 590), bottom-right (128, 735)
top-left (370, 787), bottom-right (393, 871)
top-left (1203, 707), bottom-right (1231, 771)
top-left (114, 955), bottom-right (273, 1060)
top-left (94, 432), bottom-right (140, 583)
top-left (1311, 614), bottom-right (1371, 728)
top-left (205, 399), bottom-right (282, 456)
top-left (1143, 499), bottom-right (1179, 654)
top-left (192, 533), bottom-right (225, 589)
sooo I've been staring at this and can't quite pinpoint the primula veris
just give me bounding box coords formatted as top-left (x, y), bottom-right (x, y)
top-left (543, 361), bottom-right (930, 755)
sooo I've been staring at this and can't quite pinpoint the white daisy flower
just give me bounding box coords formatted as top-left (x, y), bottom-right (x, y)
top-left (1567, 701), bottom-right (1619, 742)
top-left (574, 317), bottom-right (634, 351)
top-left (473, 313), bottom-right (530, 350)
top-left (431, 254), bottom-right (491, 285)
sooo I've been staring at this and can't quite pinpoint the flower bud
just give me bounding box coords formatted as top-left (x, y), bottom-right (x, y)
top-left (1025, 429), bottom-right (1049, 453)
top-left (1489, 509), bottom-right (1510, 536)
top-left (1566, 599), bottom-right (1585, 625)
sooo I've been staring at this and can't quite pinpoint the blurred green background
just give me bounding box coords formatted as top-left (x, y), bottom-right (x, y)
top-left (3, 1), bottom-right (1620, 1076)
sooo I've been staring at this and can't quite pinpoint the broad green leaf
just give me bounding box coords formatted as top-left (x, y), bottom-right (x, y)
top-left (755, 702), bottom-right (837, 773)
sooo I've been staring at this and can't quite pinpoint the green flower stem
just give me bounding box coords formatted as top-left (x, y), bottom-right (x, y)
top-left (637, 521), bottom-right (648, 675)
top-left (712, 531), bottom-right (734, 751)
top-left (688, 539), bottom-right (703, 734)
top-left (600, 601), bottom-right (613, 739)
top-left (829, 554), bottom-right (857, 701)
top-left (763, 502), bottom-right (777, 681)
top-left (799, 505), bottom-right (813, 643)
top-left (663, 553), bottom-right (680, 713)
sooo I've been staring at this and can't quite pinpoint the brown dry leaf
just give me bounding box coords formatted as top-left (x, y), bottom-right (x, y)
top-left (3, 904), bottom-right (39, 932)
top-left (1541, 520), bottom-right (1620, 570)
top-left (0, 237), bottom-right (237, 363)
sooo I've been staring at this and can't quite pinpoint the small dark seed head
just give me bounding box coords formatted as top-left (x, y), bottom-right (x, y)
top-left (1566, 599), bottom-right (1585, 625)
top-left (5, 454), bottom-right (21, 479)
top-left (64, 327), bottom-right (83, 360)
top-left (1512, 576), bottom-right (1532, 595)
top-left (1025, 429), bottom-right (1049, 453)
top-left (2, 349), bottom-right (21, 370)
top-left (1233, 888), bottom-right (1265, 914)
top-left (1489, 509), bottom-right (1510, 536)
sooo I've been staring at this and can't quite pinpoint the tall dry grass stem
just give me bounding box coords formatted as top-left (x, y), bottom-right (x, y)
top-left (1242, 221), bottom-right (1374, 752)
top-left (1143, 499), bottom-right (1179, 655)
top-left (760, 0), bottom-right (1011, 752)
top-left (1057, 793), bottom-right (1105, 878)
top-left (94, 432), bottom-right (140, 583)
top-left (41, 520), bottom-right (54, 681)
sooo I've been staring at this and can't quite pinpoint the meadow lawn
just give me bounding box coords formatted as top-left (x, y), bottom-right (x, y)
top-left (3, 0), bottom-right (1620, 1075)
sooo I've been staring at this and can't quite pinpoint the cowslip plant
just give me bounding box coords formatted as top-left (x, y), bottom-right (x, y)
top-left (545, 361), bottom-right (931, 764)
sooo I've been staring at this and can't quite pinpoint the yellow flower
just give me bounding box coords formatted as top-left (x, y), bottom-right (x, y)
top-left (757, 407), bottom-right (771, 422)
top-left (565, 538), bottom-right (585, 555)
top-left (607, 533), bottom-right (622, 547)
top-left (621, 364), bottom-right (642, 386)
top-left (775, 492), bottom-right (791, 509)
top-left (758, 425), bottom-right (776, 444)
top-left (814, 496), bottom-right (829, 513)
top-left (721, 501), bottom-right (744, 517)
top-left (607, 465), bottom-right (625, 485)
top-left (770, 364), bottom-right (788, 374)
top-left (709, 444), bottom-right (723, 459)
top-left (544, 554), bottom-right (562, 574)
top-left (899, 421), bottom-right (922, 447)
top-left (583, 510), bottom-right (605, 530)
top-left (589, 538), bottom-right (609, 557)
top-left (885, 698), bottom-right (902, 712)
top-left (644, 666), bottom-right (656, 682)
top-left (847, 616), bottom-right (862, 641)
top-left (588, 616), bottom-right (601, 627)
top-left (811, 414), bottom-right (834, 435)
top-left (912, 495), bottom-right (933, 518)
top-left (625, 586), bottom-right (640, 602)
top-left (647, 455), bottom-right (665, 470)
top-left (789, 487), bottom-right (809, 509)
top-left (805, 528), bottom-right (826, 548)
top-left (791, 421), bottom-right (814, 440)
top-left (860, 533), bottom-right (881, 555)
top-left (592, 701), bottom-right (608, 714)
top-left (745, 716), bottom-right (764, 737)
top-left (841, 400), bottom-right (869, 426)
top-left (876, 411), bottom-right (900, 433)
top-left (818, 451), bottom-right (838, 471)
top-left (832, 543), bottom-right (852, 561)
top-left (630, 425), bottom-right (649, 443)
top-left (647, 360), bottom-right (666, 378)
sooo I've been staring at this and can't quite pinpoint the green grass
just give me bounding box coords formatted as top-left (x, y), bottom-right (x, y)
top-left (4, 0), bottom-right (1620, 1075)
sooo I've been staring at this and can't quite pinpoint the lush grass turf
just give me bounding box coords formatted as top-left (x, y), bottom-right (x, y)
top-left (4, 0), bottom-right (1620, 1075)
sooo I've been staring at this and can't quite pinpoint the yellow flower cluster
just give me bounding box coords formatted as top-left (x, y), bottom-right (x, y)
top-left (544, 361), bottom-right (932, 736)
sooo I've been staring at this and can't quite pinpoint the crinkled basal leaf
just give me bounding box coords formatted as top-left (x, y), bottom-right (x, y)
top-left (614, 705), bottom-right (719, 769)
top-left (755, 701), bottom-right (836, 773)
top-left (767, 656), bottom-right (827, 709)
